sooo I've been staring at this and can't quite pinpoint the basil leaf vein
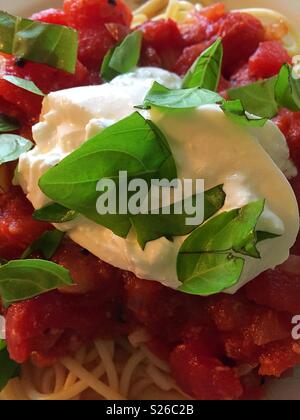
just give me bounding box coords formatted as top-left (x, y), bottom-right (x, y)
top-left (182, 38), bottom-right (223, 91)
top-left (33, 203), bottom-right (79, 223)
top-left (275, 64), bottom-right (300, 111)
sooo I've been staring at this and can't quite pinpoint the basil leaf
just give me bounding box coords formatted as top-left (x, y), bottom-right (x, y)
top-left (275, 64), bottom-right (300, 111)
top-left (182, 38), bottom-right (223, 91)
top-left (0, 342), bottom-right (20, 391)
top-left (0, 134), bottom-right (33, 164)
top-left (101, 31), bottom-right (142, 82)
top-left (177, 200), bottom-right (266, 296)
top-left (3, 75), bottom-right (44, 96)
top-left (0, 114), bottom-right (19, 132)
top-left (0, 11), bottom-right (78, 74)
top-left (101, 46), bottom-right (119, 82)
top-left (0, 259), bottom-right (73, 307)
top-left (33, 203), bottom-right (78, 223)
top-left (39, 112), bottom-right (177, 238)
top-left (221, 100), bottom-right (267, 127)
top-left (132, 185), bottom-right (226, 249)
top-left (228, 77), bottom-right (278, 119)
top-left (143, 82), bottom-right (223, 110)
top-left (21, 229), bottom-right (65, 260)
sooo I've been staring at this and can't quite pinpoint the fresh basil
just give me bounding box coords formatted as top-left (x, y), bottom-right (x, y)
top-left (182, 38), bottom-right (223, 91)
top-left (21, 229), bottom-right (65, 260)
top-left (0, 114), bottom-right (19, 133)
top-left (221, 100), bottom-right (267, 127)
top-left (228, 77), bottom-right (278, 119)
top-left (33, 203), bottom-right (78, 223)
top-left (0, 11), bottom-right (78, 73)
top-left (132, 185), bottom-right (226, 249)
top-left (177, 200), bottom-right (273, 296)
top-left (39, 112), bottom-right (177, 238)
top-left (0, 134), bottom-right (33, 165)
top-left (142, 82), bottom-right (223, 110)
top-left (101, 31), bottom-right (142, 82)
top-left (0, 341), bottom-right (20, 391)
top-left (0, 259), bottom-right (73, 307)
top-left (3, 75), bottom-right (44, 96)
top-left (275, 64), bottom-right (300, 111)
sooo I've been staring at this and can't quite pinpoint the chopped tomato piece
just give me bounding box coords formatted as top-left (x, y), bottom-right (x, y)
top-left (30, 8), bottom-right (68, 26)
top-left (179, 15), bottom-right (208, 46)
top-left (218, 12), bottom-right (265, 77)
top-left (174, 41), bottom-right (212, 76)
top-left (259, 340), bottom-right (300, 377)
top-left (6, 284), bottom-right (126, 364)
top-left (230, 63), bottom-right (256, 87)
top-left (170, 342), bottom-right (243, 400)
top-left (249, 41), bottom-right (291, 79)
top-left (0, 187), bottom-right (50, 259)
top-left (199, 2), bottom-right (226, 22)
top-left (246, 261), bottom-right (300, 314)
top-left (63, 0), bottom-right (132, 28)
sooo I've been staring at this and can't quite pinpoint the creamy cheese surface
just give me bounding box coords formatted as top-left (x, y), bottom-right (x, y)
top-left (18, 67), bottom-right (299, 293)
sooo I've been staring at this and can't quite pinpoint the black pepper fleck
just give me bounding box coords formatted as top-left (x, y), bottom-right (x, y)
top-left (108, 0), bottom-right (117, 6)
top-left (80, 248), bottom-right (91, 256)
top-left (14, 57), bottom-right (26, 68)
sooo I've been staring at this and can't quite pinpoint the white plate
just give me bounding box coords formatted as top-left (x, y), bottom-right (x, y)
top-left (1, 0), bottom-right (300, 401)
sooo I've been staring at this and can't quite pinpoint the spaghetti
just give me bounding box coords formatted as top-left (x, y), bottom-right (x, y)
top-left (0, 0), bottom-right (299, 401)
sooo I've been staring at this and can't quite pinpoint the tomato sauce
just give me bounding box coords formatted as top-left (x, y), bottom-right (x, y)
top-left (0, 1), bottom-right (300, 400)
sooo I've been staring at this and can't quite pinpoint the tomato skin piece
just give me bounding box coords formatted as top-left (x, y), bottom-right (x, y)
top-left (63, 0), bottom-right (132, 28)
top-left (30, 8), bottom-right (69, 26)
top-left (249, 41), bottom-right (291, 79)
top-left (218, 12), bottom-right (265, 77)
top-left (199, 2), bottom-right (226, 22)
top-left (170, 342), bottom-right (243, 400)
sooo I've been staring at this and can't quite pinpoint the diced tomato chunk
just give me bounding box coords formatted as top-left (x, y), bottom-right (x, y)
top-left (249, 41), bottom-right (291, 79)
top-left (170, 342), bottom-right (243, 400)
top-left (179, 15), bottom-right (208, 46)
top-left (52, 239), bottom-right (123, 295)
top-left (63, 0), bottom-right (132, 28)
top-left (259, 340), bottom-right (300, 377)
top-left (174, 41), bottom-right (212, 76)
top-left (0, 188), bottom-right (50, 259)
top-left (246, 260), bottom-right (300, 314)
top-left (274, 109), bottom-right (300, 167)
top-left (199, 2), bottom-right (225, 22)
top-left (218, 13), bottom-right (265, 77)
top-left (230, 63), bottom-right (256, 87)
top-left (6, 285), bottom-right (126, 364)
top-left (30, 8), bottom-right (68, 26)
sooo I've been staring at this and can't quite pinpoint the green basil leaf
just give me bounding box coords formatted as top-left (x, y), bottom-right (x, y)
top-left (0, 259), bottom-right (73, 307)
top-left (275, 64), bottom-right (300, 111)
top-left (100, 46), bottom-right (120, 82)
top-left (143, 82), bottom-right (223, 110)
top-left (0, 343), bottom-right (20, 391)
top-left (0, 114), bottom-right (19, 132)
top-left (101, 31), bottom-right (142, 82)
top-left (177, 200), bottom-right (266, 296)
top-left (221, 99), bottom-right (267, 127)
top-left (131, 185), bottom-right (226, 249)
top-left (21, 229), bottom-right (65, 260)
top-left (39, 112), bottom-right (177, 238)
top-left (3, 75), bottom-right (44, 96)
top-left (0, 134), bottom-right (33, 164)
top-left (33, 203), bottom-right (79, 223)
top-left (228, 77), bottom-right (278, 119)
top-left (182, 38), bottom-right (223, 91)
top-left (0, 11), bottom-right (78, 74)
